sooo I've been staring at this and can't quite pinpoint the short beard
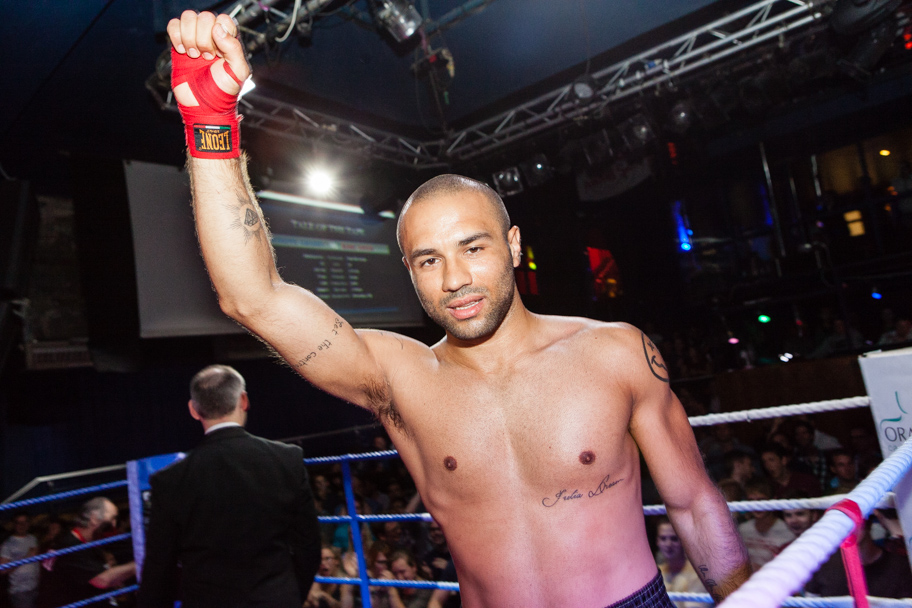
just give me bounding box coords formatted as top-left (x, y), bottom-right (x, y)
top-left (417, 264), bottom-right (516, 342)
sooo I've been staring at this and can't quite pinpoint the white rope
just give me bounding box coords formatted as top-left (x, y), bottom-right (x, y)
top-left (670, 593), bottom-right (912, 607)
top-left (687, 396), bottom-right (871, 427)
top-left (719, 438), bottom-right (912, 608)
top-left (643, 493), bottom-right (896, 516)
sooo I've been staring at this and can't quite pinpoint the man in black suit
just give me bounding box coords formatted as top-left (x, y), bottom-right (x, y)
top-left (137, 365), bottom-right (321, 608)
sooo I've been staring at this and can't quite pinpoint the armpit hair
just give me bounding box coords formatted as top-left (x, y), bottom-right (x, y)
top-left (365, 377), bottom-right (408, 437)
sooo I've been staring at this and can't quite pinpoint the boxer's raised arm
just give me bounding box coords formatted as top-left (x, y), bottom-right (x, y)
top-left (624, 325), bottom-right (751, 601)
top-left (168, 12), bottom-right (403, 409)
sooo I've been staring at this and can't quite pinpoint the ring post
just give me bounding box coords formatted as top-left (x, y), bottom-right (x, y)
top-left (341, 459), bottom-right (372, 608)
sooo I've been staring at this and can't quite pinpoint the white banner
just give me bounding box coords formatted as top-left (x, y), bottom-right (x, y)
top-left (858, 347), bottom-right (912, 571)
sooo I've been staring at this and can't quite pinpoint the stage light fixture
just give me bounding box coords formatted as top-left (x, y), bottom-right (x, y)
top-left (839, 17), bottom-right (899, 79)
top-left (519, 154), bottom-right (554, 187)
top-left (306, 168), bottom-right (335, 197)
top-left (831, 0), bottom-right (901, 36)
top-left (667, 100), bottom-right (695, 135)
top-left (571, 74), bottom-right (598, 100)
top-left (880, 149), bottom-right (891, 156)
top-left (375, 0), bottom-right (424, 43)
top-left (758, 314), bottom-right (771, 324)
top-left (872, 286), bottom-right (883, 299)
top-left (620, 114), bottom-right (656, 150)
top-left (492, 168), bottom-right (523, 197)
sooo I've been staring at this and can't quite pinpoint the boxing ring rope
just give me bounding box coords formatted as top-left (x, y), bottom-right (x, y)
top-left (305, 393), bottom-right (911, 608)
top-left (644, 494), bottom-right (897, 516)
top-left (5, 394), bottom-right (903, 607)
top-left (686, 396), bottom-right (872, 427)
top-left (720, 437), bottom-right (912, 608)
top-left (0, 480), bottom-right (128, 512)
top-left (0, 533), bottom-right (132, 573)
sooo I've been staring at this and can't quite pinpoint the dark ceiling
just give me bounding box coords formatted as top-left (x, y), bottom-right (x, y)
top-left (2, 0), bottom-right (769, 171)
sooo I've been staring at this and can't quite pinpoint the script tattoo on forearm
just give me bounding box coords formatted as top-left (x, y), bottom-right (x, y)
top-left (542, 474), bottom-right (624, 507)
top-left (226, 191), bottom-right (265, 245)
top-left (697, 565), bottom-right (723, 602)
top-left (293, 318), bottom-right (345, 368)
top-left (641, 332), bottom-right (669, 383)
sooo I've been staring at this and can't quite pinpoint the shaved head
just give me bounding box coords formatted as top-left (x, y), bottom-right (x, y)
top-left (397, 174), bottom-right (510, 252)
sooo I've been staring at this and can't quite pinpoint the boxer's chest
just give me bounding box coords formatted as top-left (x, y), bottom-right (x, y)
top-left (393, 352), bottom-right (635, 511)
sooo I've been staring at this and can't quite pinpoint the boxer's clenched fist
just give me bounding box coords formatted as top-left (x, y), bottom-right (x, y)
top-left (167, 11), bottom-right (249, 106)
top-left (167, 11), bottom-right (250, 159)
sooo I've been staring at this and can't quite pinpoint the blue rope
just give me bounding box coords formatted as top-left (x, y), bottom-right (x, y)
top-left (303, 450), bottom-right (399, 464)
top-left (319, 512), bottom-right (433, 524)
top-left (0, 533), bottom-right (132, 572)
top-left (55, 584), bottom-right (139, 608)
top-left (0, 481), bottom-right (128, 512)
top-left (314, 575), bottom-right (460, 591)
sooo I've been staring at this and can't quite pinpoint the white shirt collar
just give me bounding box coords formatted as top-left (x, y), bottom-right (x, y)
top-left (205, 421), bottom-right (243, 435)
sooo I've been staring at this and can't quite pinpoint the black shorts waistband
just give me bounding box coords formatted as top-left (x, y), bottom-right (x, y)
top-left (603, 571), bottom-right (675, 608)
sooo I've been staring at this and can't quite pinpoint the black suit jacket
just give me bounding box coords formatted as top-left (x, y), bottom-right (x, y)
top-left (137, 426), bottom-right (321, 608)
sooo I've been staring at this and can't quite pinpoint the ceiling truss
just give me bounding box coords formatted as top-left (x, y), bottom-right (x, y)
top-left (149, 0), bottom-right (833, 169)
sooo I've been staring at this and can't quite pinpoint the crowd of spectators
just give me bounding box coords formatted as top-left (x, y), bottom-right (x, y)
top-left (653, 415), bottom-right (912, 603)
top-left (1, 408), bottom-right (907, 607)
top-left (0, 498), bottom-right (135, 608)
top-left (642, 305), bottom-right (912, 383)
top-left (303, 435), bottom-right (459, 608)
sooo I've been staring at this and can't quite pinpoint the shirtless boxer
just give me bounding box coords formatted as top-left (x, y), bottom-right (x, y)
top-left (166, 11), bottom-right (751, 608)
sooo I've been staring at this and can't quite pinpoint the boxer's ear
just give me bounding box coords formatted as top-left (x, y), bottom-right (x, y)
top-left (507, 226), bottom-right (522, 267)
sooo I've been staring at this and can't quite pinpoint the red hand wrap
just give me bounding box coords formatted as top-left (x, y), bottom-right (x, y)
top-left (171, 47), bottom-right (245, 159)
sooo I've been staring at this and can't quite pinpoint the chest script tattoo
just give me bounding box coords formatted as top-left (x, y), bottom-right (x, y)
top-left (293, 318), bottom-right (345, 368)
top-left (641, 332), bottom-right (669, 383)
top-left (541, 473), bottom-right (624, 508)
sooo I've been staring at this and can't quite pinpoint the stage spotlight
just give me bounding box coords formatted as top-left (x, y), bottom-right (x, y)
top-left (667, 100), bottom-right (696, 135)
top-left (375, 0), bottom-right (424, 42)
top-left (758, 314), bottom-right (771, 324)
top-left (880, 149), bottom-right (891, 156)
top-left (519, 154), bottom-right (553, 187)
top-left (621, 114), bottom-right (656, 149)
top-left (571, 74), bottom-right (598, 101)
top-left (306, 168), bottom-right (335, 197)
top-left (831, 0), bottom-right (901, 36)
top-left (839, 17), bottom-right (899, 79)
top-left (872, 286), bottom-right (883, 299)
top-left (492, 168), bottom-right (523, 197)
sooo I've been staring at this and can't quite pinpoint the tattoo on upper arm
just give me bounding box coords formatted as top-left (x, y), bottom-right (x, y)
top-left (541, 473), bottom-right (624, 507)
top-left (641, 333), bottom-right (669, 383)
top-left (293, 318), bottom-right (345, 369)
top-left (226, 191), bottom-right (266, 245)
top-left (697, 565), bottom-right (723, 602)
